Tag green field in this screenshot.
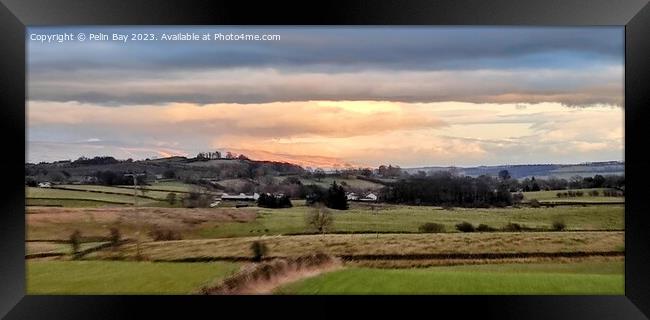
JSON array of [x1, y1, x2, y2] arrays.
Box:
[[27, 260, 241, 294], [26, 187, 163, 206], [27, 241, 108, 255], [298, 177, 384, 191], [275, 261, 624, 295], [198, 203, 623, 238], [26, 198, 129, 208], [523, 188, 624, 203], [57, 185, 175, 201], [118, 180, 207, 193]]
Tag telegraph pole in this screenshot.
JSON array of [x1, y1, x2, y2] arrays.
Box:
[[125, 173, 146, 260]]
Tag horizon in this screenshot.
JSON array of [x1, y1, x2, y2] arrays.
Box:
[[27, 27, 624, 167]]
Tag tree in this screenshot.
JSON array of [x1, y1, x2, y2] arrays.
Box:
[[69, 230, 82, 255], [306, 205, 333, 234], [531, 177, 541, 191], [166, 192, 177, 205], [163, 169, 176, 179], [250, 241, 268, 262], [313, 168, 326, 182], [325, 181, 348, 210], [498, 169, 511, 181]]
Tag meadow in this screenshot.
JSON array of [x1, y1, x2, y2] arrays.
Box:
[[27, 260, 240, 294], [522, 188, 624, 203], [275, 260, 624, 295]]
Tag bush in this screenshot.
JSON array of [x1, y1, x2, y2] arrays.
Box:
[[69, 230, 82, 255], [109, 227, 121, 246], [419, 222, 445, 233], [502, 223, 522, 232], [552, 220, 566, 231], [257, 193, 293, 208], [250, 241, 268, 262], [455, 221, 475, 232], [589, 190, 600, 197], [476, 224, 497, 232], [529, 199, 541, 208], [166, 192, 177, 205], [148, 227, 182, 241]]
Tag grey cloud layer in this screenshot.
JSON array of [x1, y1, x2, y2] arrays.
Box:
[[28, 27, 623, 106]]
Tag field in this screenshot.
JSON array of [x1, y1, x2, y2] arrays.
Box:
[[26, 203, 623, 242], [523, 188, 624, 203], [88, 231, 624, 261], [27, 260, 240, 294], [26, 187, 163, 206], [275, 260, 624, 294], [25, 185, 625, 295]]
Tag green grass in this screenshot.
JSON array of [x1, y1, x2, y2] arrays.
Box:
[[298, 177, 384, 190], [118, 181, 203, 193], [275, 261, 624, 295], [27, 260, 241, 294], [198, 202, 623, 238], [26, 187, 163, 206], [26, 241, 108, 255], [523, 188, 624, 203], [57, 185, 174, 201], [27, 198, 128, 208]]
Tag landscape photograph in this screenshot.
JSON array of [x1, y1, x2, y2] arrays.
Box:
[[25, 26, 624, 294]]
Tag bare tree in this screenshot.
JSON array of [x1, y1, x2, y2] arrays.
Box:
[[306, 204, 333, 234]]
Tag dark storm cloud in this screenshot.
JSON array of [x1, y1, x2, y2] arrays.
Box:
[[27, 26, 623, 106]]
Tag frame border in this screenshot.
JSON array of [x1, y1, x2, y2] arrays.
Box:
[[1, 0, 649, 318]]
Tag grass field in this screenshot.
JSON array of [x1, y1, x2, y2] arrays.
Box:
[[26, 187, 163, 206], [57, 185, 175, 201], [27, 260, 241, 294], [298, 177, 384, 191], [275, 261, 624, 294], [27, 241, 108, 255], [198, 203, 623, 238], [26, 207, 256, 241], [26, 198, 129, 207], [523, 188, 624, 203], [88, 231, 623, 261], [26, 202, 623, 241]]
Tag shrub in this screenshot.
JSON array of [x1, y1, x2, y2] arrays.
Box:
[[250, 241, 268, 262], [529, 199, 541, 208], [69, 230, 82, 255], [306, 205, 334, 234], [166, 192, 177, 205], [109, 227, 121, 246], [552, 220, 566, 231], [148, 227, 182, 241], [257, 193, 293, 208], [455, 221, 475, 232], [476, 224, 497, 232], [418, 222, 445, 233], [576, 191, 584, 197], [589, 190, 600, 197], [502, 223, 523, 232]]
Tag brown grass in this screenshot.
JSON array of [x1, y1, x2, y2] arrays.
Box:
[[26, 206, 256, 241], [201, 253, 341, 295], [89, 231, 624, 261]]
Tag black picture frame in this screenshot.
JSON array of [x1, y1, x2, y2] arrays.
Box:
[[1, 0, 649, 319]]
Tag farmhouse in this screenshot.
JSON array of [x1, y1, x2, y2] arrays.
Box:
[[346, 192, 359, 201], [38, 182, 51, 188], [220, 192, 260, 201], [359, 192, 378, 202]]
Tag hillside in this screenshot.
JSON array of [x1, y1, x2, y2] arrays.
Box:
[[403, 161, 624, 180]]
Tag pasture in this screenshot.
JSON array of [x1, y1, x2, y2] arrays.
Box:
[[26, 187, 163, 206], [275, 260, 624, 295], [27, 260, 240, 294], [523, 188, 624, 203]]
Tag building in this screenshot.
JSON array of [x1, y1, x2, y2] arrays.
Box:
[[359, 192, 378, 202], [38, 182, 51, 188], [346, 192, 359, 201], [220, 192, 260, 201]]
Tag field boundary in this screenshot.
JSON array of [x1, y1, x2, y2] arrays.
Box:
[[26, 197, 133, 205], [147, 250, 624, 263]]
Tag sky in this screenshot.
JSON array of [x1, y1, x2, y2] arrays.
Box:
[[26, 26, 624, 168]]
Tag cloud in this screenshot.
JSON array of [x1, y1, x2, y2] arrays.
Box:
[[27, 27, 623, 107]]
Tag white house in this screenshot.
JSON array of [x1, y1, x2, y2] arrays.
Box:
[[38, 182, 51, 188], [359, 192, 378, 202], [221, 192, 260, 201], [346, 192, 359, 201]]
